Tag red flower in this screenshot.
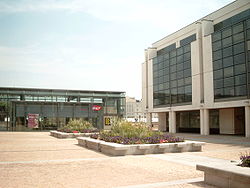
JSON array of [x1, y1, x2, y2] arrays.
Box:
[[73, 131, 79, 133]]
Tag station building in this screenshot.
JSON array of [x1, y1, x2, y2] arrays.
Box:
[[0, 87, 125, 131], [142, 0, 250, 137]]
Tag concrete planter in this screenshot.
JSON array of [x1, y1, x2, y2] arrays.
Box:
[[197, 162, 250, 188], [50, 130, 97, 139], [77, 137, 205, 156]]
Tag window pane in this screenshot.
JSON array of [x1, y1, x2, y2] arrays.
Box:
[[184, 69, 191, 78], [234, 53, 245, 65], [214, 79, 223, 89], [224, 66, 234, 78], [183, 52, 191, 61], [213, 40, 222, 51], [224, 77, 234, 87], [235, 85, 247, 96], [170, 65, 176, 73], [213, 59, 223, 70], [233, 32, 244, 44], [233, 42, 245, 55], [177, 55, 183, 63], [177, 79, 184, 87], [212, 32, 221, 42], [177, 71, 183, 79], [170, 58, 176, 65], [224, 87, 234, 97], [223, 46, 233, 58], [164, 82, 170, 89], [170, 80, 177, 88], [164, 53, 169, 59], [170, 73, 177, 80], [183, 60, 191, 69], [214, 88, 223, 98], [178, 87, 184, 94], [222, 37, 232, 48], [185, 85, 192, 93], [232, 23, 243, 34], [183, 45, 191, 53], [170, 50, 176, 58], [214, 69, 223, 79], [213, 50, 222, 61], [223, 56, 233, 67], [222, 28, 232, 38], [185, 77, 192, 85], [177, 47, 183, 56], [177, 63, 183, 71], [235, 74, 246, 86], [234, 64, 246, 75]]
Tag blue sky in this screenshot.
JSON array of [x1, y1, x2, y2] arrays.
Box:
[[0, 0, 234, 99]]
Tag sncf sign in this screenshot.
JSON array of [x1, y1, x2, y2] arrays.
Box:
[[92, 105, 102, 111]]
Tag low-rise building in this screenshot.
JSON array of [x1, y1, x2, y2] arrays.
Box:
[[142, 0, 250, 136]]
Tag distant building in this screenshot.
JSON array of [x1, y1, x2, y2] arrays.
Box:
[[0, 87, 125, 131], [142, 0, 250, 136], [125, 97, 146, 122]]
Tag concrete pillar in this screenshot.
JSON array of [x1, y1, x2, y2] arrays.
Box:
[[200, 109, 209, 135], [158, 112, 167, 131], [169, 111, 176, 133], [245, 106, 250, 138], [200, 109, 204, 135], [204, 109, 210, 135], [146, 113, 152, 127]]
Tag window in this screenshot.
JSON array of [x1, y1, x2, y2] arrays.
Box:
[[154, 42, 192, 106], [212, 16, 249, 100]]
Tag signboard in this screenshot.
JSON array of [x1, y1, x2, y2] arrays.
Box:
[[28, 114, 39, 128], [104, 117, 111, 126], [92, 105, 102, 111]]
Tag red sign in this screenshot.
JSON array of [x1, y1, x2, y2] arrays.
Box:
[[28, 114, 39, 128], [92, 105, 102, 111]]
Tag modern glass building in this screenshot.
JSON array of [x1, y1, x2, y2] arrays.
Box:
[[142, 0, 250, 137], [0, 87, 125, 131]]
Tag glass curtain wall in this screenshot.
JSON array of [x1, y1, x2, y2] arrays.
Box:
[[153, 34, 196, 107], [212, 9, 250, 100]]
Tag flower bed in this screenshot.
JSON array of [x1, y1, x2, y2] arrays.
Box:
[[50, 119, 99, 139], [90, 119, 184, 145], [77, 137, 204, 156], [50, 130, 98, 139], [90, 133, 184, 145]]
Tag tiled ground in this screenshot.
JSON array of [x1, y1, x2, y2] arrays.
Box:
[[0, 132, 249, 188]]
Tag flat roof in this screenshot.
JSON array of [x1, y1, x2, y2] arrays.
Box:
[[0, 87, 125, 95]]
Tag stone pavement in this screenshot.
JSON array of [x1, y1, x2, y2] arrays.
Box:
[[0, 132, 249, 188]]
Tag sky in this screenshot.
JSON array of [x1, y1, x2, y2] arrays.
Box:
[[0, 0, 234, 99]]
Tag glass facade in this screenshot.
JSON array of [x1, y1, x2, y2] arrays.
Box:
[[212, 9, 250, 100], [0, 88, 126, 131], [153, 34, 196, 107]]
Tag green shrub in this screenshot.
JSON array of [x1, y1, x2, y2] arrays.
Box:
[[58, 119, 96, 133], [104, 118, 156, 138], [92, 119, 183, 144]]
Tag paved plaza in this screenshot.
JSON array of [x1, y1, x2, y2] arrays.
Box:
[[0, 132, 250, 188]]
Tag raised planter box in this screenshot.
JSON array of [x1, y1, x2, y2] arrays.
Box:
[[50, 130, 97, 139], [77, 137, 205, 156], [197, 162, 250, 188]]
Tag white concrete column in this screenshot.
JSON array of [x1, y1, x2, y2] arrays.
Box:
[[204, 109, 210, 135], [169, 111, 176, 133], [245, 106, 250, 138], [200, 109, 204, 135], [158, 112, 167, 131], [146, 113, 152, 127]]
